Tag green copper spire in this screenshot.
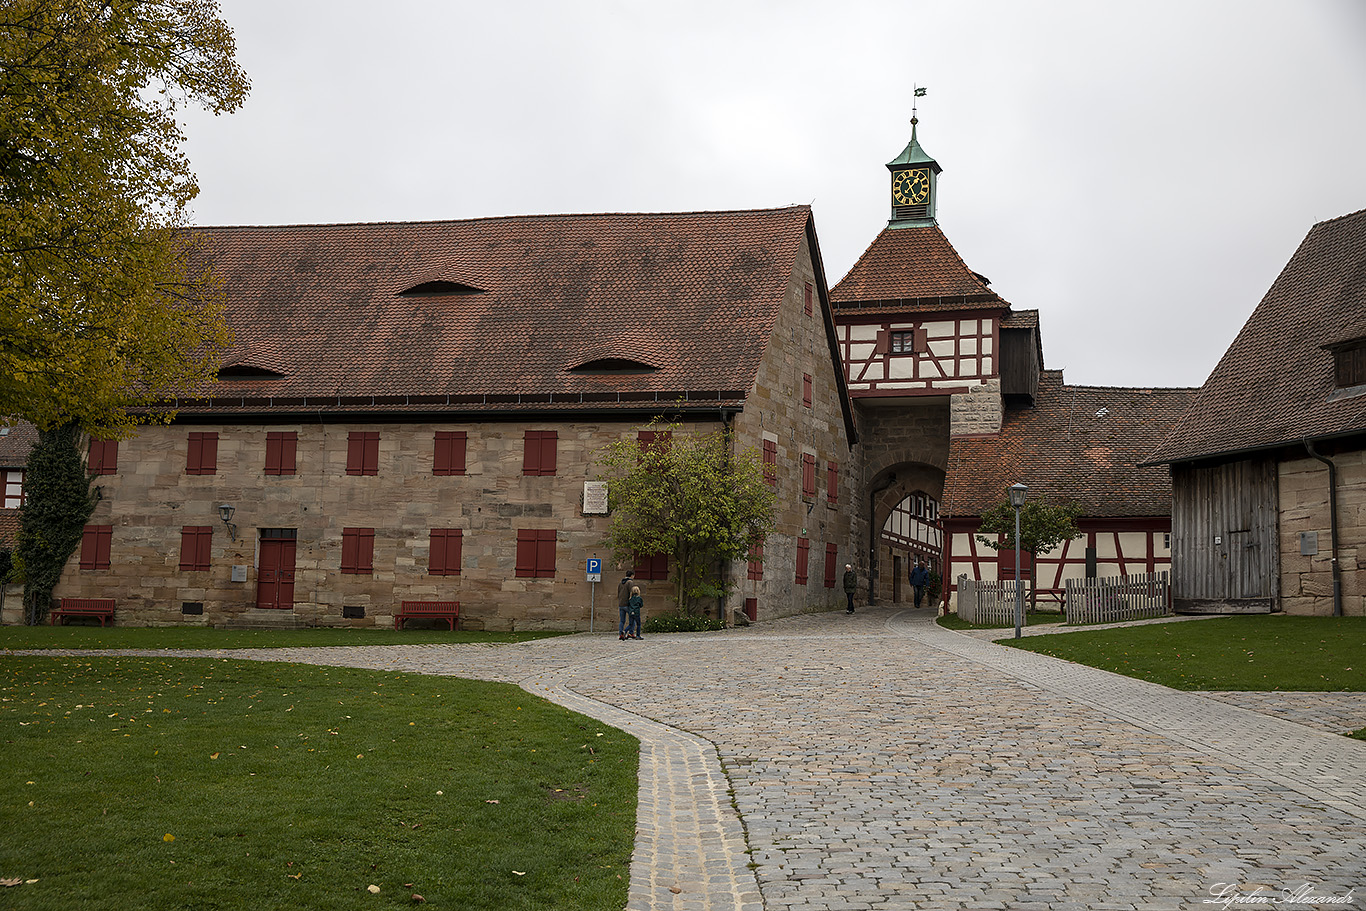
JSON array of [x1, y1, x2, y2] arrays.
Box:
[[886, 115, 942, 228]]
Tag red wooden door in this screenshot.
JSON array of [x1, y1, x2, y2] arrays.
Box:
[[257, 538, 296, 609]]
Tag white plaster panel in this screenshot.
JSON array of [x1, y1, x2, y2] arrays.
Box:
[[960, 357, 978, 377], [888, 358, 917, 379], [1094, 533, 1118, 559], [960, 319, 978, 335], [981, 338, 993, 355], [848, 325, 879, 342], [849, 343, 876, 361], [928, 340, 955, 358], [925, 321, 955, 338], [960, 338, 978, 355]]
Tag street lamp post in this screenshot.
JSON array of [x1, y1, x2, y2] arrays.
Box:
[[1008, 483, 1028, 639]]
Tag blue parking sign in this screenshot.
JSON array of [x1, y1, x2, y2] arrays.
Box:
[[586, 558, 601, 582]]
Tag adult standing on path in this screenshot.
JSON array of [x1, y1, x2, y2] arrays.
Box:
[[617, 570, 636, 641], [909, 558, 930, 609], [842, 563, 858, 613]]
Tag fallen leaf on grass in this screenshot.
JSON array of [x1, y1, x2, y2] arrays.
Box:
[[210, 752, 219, 760], [0, 878, 23, 887], [484, 799, 499, 804], [287, 873, 301, 880], [411, 895, 425, 903], [512, 870, 526, 876], [367, 884, 380, 893]]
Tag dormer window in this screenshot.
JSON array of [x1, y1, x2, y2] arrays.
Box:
[[1331, 339, 1366, 389], [398, 280, 485, 297], [568, 358, 658, 375], [216, 365, 287, 380]]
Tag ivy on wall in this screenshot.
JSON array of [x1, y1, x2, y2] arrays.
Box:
[[15, 422, 96, 624]]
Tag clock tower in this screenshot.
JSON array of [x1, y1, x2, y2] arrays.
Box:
[[886, 116, 941, 228]]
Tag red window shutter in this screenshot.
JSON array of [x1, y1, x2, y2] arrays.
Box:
[[180, 526, 213, 571], [747, 541, 764, 581], [515, 530, 537, 578], [429, 529, 462, 576], [265, 432, 297, 476], [536, 530, 556, 578], [996, 540, 1033, 579], [762, 439, 777, 486], [804, 282, 813, 317], [341, 528, 374, 574], [89, 438, 117, 475], [81, 525, 112, 570], [523, 432, 541, 476], [801, 454, 816, 497], [539, 432, 558, 476], [187, 432, 218, 475], [874, 330, 890, 355], [824, 543, 838, 588], [827, 462, 839, 505], [914, 327, 929, 353], [796, 538, 810, 586], [433, 431, 467, 476], [347, 432, 379, 476], [802, 373, 813, 407], [634, 552, 669, 581]]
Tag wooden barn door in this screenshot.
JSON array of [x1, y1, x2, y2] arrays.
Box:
[[1171, 458, 1278, 611], [257, 530, 297, 610]]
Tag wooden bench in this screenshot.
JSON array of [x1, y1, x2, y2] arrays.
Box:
[[394, 600, 460, 630], [50, 598, 116, 627]]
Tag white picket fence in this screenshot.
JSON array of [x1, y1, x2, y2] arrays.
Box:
[[955, 575, 1025, 626], [1064, 571, 1171, 625]]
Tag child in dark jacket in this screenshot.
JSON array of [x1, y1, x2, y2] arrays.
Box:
[[626, 586, 644, 640]]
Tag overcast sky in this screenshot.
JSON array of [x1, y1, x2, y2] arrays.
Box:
[[179, 0, 1366, 389]]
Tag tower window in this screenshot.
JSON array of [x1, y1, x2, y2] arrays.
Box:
[[890, 331, 914, 353]]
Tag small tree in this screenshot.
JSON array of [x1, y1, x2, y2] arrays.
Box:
[[15, 422, 97, 624], [975, 499, 1082, 607], [595, 421, 776, 615]]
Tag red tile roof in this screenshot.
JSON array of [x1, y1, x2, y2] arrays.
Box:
[[943, 371, 1198, 518], [169, 207, 822, 416], [1147, 208, 1366, 464], [0, 422, 38, 467], [829, 225, 1007, 311]]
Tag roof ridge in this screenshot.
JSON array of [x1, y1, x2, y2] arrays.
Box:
[[187, 205, 813, 233]]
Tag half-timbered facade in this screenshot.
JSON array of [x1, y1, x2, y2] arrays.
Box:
[[1146, 207, 1366, 616]]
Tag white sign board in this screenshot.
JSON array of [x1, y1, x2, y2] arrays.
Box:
[[583, 481, 609, 515]]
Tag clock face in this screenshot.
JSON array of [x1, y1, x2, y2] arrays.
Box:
[[892, 168, 931, 206]]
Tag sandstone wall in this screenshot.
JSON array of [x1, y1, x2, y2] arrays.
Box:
[[1278, 448, 1365, 616]]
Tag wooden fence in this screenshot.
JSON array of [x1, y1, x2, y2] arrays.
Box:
[[955, 575, 1025, 626], [1064, 571, 1171, 625]]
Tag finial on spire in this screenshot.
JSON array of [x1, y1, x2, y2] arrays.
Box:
[[911, 84, 927, 137]]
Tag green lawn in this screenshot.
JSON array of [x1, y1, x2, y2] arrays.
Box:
[[0, 657, 638, 909], [1001, 615, 1365, 692], [936, 610, 1065, 631], [0, 625, 567, 650]]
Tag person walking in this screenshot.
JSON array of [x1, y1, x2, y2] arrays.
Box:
[[617, 570, 636, 641], [626, 586, 644, 640], [842, 563, 858, 614], [909, 558, 930, 609]]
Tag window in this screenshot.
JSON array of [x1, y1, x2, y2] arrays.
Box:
[[1334, 340, 1366, 388], [801, 453, 816, 498], [802, 373, 813, 407], [515, 529, 556, 578], [80, 525, 112, 570], [638, 429, 672, 453], [827, 462, 839, 505], [804, 282, 813, 317], [2, 469, 23, 508], [429, 529, 463, 576], [795, 537, 810, 586], [747, 541, 764, 581], [265, 431, 297, 476], [523, 431, 558, 477], [890, 331, 914, 353], [633, 551, 669, 581], [341, 527, 375, 574], [179, 526, 213, 571], [186, 432, 218, 475], [995, 540, 1032, 580], [882, 327, 928, 355], [762, 439, 777, 487], [824, 543, 838, 588], [433, 431, 467, 476], [346, 432, 380, 476], [88, 438, 117, 475]]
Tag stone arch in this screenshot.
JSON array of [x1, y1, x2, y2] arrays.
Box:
[[866, 461, 946, 605]]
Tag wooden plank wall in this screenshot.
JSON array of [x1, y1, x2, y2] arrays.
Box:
[[1171, 457, 1278, 607]]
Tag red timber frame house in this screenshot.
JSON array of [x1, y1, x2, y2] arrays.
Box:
[[829, 113, 1195, 609]]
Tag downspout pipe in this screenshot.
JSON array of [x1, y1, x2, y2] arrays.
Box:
[[1303, 439, 1343, 617], [868, 473, 896, 606]]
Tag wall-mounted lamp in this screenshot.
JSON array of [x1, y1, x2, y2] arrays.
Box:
[[217, 503, 238, 542]]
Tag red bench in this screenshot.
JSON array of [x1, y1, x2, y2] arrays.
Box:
[[394, 600, 460, 630], [50, 598, 116, 627]]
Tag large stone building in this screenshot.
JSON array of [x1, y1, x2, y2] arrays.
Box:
[[1146, 207, 1366, 616], [44, 207, 860, 629]]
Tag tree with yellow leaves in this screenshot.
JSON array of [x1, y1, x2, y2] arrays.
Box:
[[0, 0, 249, 437]]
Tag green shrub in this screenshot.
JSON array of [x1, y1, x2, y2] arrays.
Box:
[[643, 612, 727, 633]]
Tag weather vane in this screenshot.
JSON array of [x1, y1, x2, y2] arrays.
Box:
[[911, 84, 927, 127]]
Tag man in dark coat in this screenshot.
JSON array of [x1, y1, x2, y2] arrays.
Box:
[[909, 558, 931, 609], [842, 563, 857, 614]]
